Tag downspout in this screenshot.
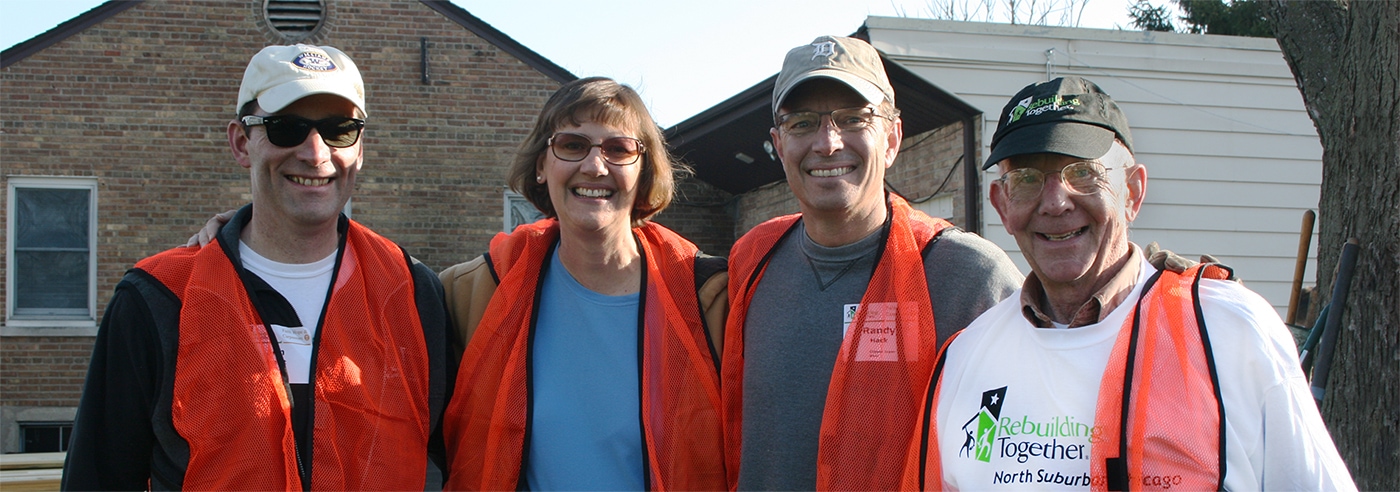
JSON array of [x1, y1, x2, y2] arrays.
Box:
[[962, 114, 981, 236]]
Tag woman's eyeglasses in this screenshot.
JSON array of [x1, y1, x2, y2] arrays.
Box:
[[241, 115, 366, 148], [548, 132, 645, 165]]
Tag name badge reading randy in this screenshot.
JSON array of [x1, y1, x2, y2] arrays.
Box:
[[844, 302, 915, 362]]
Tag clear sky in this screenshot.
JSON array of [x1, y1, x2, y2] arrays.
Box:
[[2, 0, 1148, 126]]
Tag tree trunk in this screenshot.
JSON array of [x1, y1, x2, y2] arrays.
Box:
[[1263, 1, 1400, 489]]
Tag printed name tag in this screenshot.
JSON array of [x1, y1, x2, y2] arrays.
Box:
[[273, 324, 313, 346], [844, 302, 918, 362]]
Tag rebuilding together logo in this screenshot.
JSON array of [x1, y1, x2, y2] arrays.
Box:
[[1007, 93, 1083, 124], [956, 386, 1187, 489]]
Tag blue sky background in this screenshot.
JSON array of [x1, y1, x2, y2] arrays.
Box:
[[2, 0, 1151, 126]]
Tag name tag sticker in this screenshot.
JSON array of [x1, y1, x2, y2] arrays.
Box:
[[273, 324, 313, 346], [842, 302, 922, 362], [856, 302, 898, 361], [842, 303, 860, 337]]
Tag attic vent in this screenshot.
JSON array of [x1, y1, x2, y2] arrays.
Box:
[[265, 0, 325, 40]]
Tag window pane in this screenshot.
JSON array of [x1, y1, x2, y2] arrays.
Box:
[[16, 188, 89, 249], [14, 250, 88, 314], [20, 423, 73, 453], [508, 196, 545, 231]]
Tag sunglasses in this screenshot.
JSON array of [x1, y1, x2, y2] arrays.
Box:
[[241, 115, 366, 148], [547, 132, 645, 165]]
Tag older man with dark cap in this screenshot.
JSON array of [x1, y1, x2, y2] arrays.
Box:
[[719, 35, 1022, 490], [916, 76, 1355, 490], [62, 45, 450, 490]]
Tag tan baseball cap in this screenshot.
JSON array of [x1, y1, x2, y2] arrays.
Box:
[[772, 35, 894, 114], [236, 44, 367, 116]]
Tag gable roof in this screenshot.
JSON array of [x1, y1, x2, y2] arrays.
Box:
[[418, 0, 573, 83], [4, 0, 575, 83], [2, 1, 140, 68]]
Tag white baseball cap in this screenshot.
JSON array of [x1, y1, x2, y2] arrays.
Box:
[[236, 44, 367, 116]]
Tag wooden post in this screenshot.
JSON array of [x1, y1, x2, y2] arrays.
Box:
[[1287, 210, 1315, 324]]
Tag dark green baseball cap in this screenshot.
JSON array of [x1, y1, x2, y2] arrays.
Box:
[[983, 76, 1133, 169]]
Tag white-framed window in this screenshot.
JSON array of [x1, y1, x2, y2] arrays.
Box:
[[503, 188, 545, 232], [5, 176, 99, 333]]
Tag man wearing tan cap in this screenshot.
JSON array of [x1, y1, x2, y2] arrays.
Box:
[[62, 45, 450, 490], [719, 35, 1022, 490]]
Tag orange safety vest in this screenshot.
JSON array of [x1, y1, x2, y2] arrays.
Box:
[[723, 194, 950, 490], [138, 220, 431, 490], [442, 219, 726, 491], [915, 263, 1231, 491]]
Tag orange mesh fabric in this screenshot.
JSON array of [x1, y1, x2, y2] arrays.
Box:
[[721, 213, 799, 491], [911, 331, 961, 491], [1090, 265, 1227, 492], [308, 224, 431, 489], [443, 220, 725, 491], [724, 195, 949, 491], [637, 224, 727, 491], [145, 221, 430, 490]]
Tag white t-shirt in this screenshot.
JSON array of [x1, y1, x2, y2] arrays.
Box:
[[238, 241, 335, 384], [935, 256, 1356, 491]]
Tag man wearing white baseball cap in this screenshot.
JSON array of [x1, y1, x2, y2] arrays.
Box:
[[63, 45, 450, 490], [719, 35, 1022, 490]]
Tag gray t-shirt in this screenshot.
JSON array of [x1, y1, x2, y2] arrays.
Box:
[[737, 220, 1022, 491]]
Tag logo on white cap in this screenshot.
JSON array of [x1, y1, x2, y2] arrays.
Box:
[[293, 52, 337, 72], [811, 40, 836, 60]]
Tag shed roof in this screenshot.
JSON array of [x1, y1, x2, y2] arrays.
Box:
[[664, 35, 981, 195]]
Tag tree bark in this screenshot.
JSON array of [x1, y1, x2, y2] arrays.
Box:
[[1263, 1, 1400, 489]]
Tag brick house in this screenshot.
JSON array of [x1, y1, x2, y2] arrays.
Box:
[[0, 0, 598, 454], [5, 2, 1156, 458]]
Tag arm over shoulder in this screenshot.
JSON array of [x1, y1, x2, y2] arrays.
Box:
[[924, 229, 1024, 345], [697, 269, 729, 365], [439, 256, 498, 363]]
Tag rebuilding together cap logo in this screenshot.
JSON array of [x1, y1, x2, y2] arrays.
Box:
[[1008, 94, 1083, 124]]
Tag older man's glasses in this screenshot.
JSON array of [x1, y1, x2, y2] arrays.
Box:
[[997, 161, 1119, 202], [548, 133, 645, 165], [776, 107, 892, 137], [241, 115, 365, 148]]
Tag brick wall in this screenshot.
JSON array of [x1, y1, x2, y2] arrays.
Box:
[[0, 0, 562, 439], [653, 175, 735, 256], [0, 339, 91, 407], [886, 121, 969, 228], [735, 180, 803, 237]]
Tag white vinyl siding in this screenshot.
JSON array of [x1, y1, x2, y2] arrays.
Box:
[[867, 18, 1321, 317]]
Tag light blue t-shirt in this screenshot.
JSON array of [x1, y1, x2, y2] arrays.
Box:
[[524, 249, 644, 491]]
